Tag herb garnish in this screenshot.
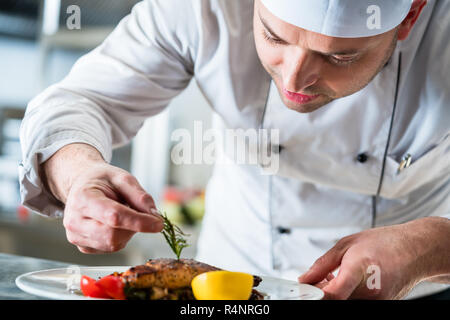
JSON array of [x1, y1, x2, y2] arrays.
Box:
[[159, 211, 189, 260]]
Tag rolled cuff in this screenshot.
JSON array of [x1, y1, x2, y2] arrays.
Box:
[[19, 130, 112, 218]]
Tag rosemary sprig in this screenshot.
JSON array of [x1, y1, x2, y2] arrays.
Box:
[[159, 211, 190, 260]]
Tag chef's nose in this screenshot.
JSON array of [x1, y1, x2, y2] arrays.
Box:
[[283, 48, 320, 93]]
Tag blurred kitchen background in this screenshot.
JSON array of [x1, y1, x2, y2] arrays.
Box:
[[0, 0, 213, 266]]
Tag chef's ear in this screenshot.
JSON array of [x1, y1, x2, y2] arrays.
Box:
[[397, 0, 427, 40]]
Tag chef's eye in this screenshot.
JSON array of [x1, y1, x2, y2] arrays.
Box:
[[329, 55, 358, 66], [262, 30, 285, 45]]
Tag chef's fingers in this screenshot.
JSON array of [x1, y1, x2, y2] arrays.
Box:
[[314, 282, 328, 290], [65, 229, 112, 253], [64, 216, 136, 251], [309, 273, 336, 291], [311, 275, 334, 290], [326, 273, 335, 281], [321, 264, 364, 300], [109, 173, 158, 215], [81, 188, 163, 233], [74, 235, 130, 253], [298, 242, 349, 284], [77, 246, 106, 254], [66, 227, 133, 253]]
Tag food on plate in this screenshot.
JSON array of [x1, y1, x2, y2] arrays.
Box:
[[80, 212, 263, 300], [191, 270, 255, 300], [121, 258, 220, 290], [80, 258, 264, 300], [80, 275, 111, 299]]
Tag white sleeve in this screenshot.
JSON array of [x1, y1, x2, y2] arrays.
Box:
[[19, 0, 198, 217]]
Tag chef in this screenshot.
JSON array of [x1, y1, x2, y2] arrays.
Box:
[[19, 0, 449, 299]]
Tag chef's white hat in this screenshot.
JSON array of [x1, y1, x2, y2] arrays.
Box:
[[260, 0, 413, 38]]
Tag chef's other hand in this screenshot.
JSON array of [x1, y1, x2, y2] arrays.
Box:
[[41, 143, 164, 254], [298, 217, 450, 299]]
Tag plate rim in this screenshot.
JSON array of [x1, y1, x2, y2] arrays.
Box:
[[15, 266, 131, 300], [16, 266, 324, 300]]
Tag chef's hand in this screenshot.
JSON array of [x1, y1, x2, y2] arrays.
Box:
[[298, 217, 450, 299], [41, 143, 164, 254]]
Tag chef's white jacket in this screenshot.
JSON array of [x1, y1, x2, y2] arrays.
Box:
[[20, 0, 449, 298]]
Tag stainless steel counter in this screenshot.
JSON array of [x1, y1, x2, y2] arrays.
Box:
[[0, 253, 70, 299]]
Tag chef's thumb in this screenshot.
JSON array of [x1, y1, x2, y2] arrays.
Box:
[[110, 173, 158, 216], [320, 264, 363, 300], [298, 247, 346, 285]]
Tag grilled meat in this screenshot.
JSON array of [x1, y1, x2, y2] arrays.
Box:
[[121, 258, 220, 289]]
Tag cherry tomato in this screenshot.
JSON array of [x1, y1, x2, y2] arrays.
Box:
[[80, 275, 110, 299], [96, 275, 126, 300]]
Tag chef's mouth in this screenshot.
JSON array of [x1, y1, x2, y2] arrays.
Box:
[[282, 88, 320, 104]]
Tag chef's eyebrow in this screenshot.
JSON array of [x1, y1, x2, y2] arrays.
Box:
[[259, 13, 361, 56], [260, 15, 290, 44]]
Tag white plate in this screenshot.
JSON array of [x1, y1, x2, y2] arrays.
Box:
[[16, 266, 324, 300]]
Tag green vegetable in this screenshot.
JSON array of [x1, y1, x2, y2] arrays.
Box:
[[159, 211, 190, 259]]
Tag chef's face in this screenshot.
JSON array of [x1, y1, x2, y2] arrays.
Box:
[[253, 0, 398, 113]]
